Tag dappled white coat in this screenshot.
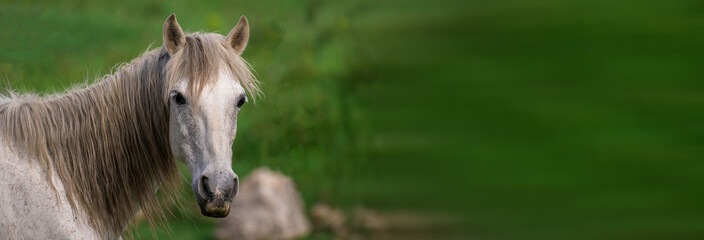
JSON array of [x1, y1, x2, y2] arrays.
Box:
[[0, 138, 103, 239]]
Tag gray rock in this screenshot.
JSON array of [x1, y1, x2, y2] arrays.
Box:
[[215, 167, 311, 240]]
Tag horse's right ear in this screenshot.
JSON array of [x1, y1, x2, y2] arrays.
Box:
[[163, 14, 185, 55]]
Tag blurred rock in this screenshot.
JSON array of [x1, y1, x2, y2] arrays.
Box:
[[312, 204, 462, 240], [215, 167, 310, 240], [311, 203, 348, 238], [353, 208, 462, 240], [352, 206, 387, 232]]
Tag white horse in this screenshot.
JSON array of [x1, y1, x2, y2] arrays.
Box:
[[0, 14, 261, 239]]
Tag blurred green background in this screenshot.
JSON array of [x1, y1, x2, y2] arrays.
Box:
[[3, 0, 704, 239]]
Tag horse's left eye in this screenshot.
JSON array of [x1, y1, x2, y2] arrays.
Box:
[[236, 96, 246, 108]]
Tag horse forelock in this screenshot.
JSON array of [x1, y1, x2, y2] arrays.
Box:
[[165, 32, 261, 106]]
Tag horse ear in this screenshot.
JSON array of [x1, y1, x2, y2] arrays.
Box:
[[226, 15, 249, 54], [163, 13, 186, 55]]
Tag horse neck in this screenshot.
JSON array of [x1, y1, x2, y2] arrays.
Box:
[[39, 49, 180, 236]]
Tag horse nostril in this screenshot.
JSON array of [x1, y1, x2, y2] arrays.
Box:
[[200, 175, 212, 198], [232, 176, 239, 198]]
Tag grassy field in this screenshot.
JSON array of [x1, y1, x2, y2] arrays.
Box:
[[3, 0, 704, 239]]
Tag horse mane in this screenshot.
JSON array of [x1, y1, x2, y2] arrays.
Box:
[[0, 32, 260, 237]]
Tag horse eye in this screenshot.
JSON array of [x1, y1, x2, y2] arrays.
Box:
[[173, 92, 187, 105], [236, 96, 246, 108]]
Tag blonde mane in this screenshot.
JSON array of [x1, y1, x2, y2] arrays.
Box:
[[0, 32, 260, 236]]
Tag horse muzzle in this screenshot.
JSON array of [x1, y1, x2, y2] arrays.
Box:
[[201, 195, 231, 217], [194, 171, 239, 218]]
